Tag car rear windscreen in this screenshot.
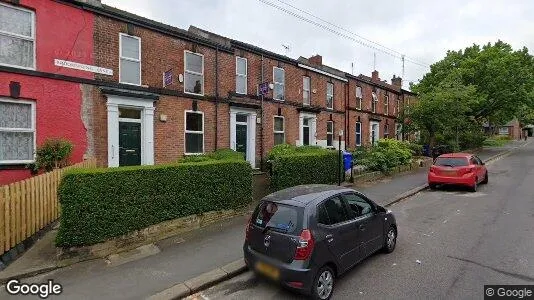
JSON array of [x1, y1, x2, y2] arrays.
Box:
[[434, 157, 469, 167], [252, 201, 303, 235]]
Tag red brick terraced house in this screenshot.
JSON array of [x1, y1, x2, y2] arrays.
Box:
[[0, 0, 418, 183]]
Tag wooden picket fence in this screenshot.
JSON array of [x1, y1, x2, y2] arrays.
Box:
[[0, 158, 96, 256]]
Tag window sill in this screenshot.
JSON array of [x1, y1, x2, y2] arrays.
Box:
[[119, 81, 142, 86], [0, 63, 35, 71], [184, 152, 205, 156], [184, 91, 205, 97]]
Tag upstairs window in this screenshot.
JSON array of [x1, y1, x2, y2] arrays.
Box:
[[371, 92, 378, 113], [355, 86, 362, 110], [236, 57, 247, 94], [396, 99, 401, 116], [185, 51, 204, 95], [273, 67, 285, 100], [0, 3, 35, 69], [326, 82, 334, 110], [327, 121, 334, 147], [0, 99, 35, 164], [119, 34, 141, 85], [185, 111, 204, 154], [303, 76, 311, 106], [384, 95, 389, 115], [274, 116, 285, 145]]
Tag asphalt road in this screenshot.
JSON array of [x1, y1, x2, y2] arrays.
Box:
[[188, 141, 534, 300]]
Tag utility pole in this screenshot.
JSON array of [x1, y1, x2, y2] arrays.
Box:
[[351, 62, 354, 75]]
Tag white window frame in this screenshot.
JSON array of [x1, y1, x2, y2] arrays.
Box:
[[273, 116, 285, 145], [372, 92, 378, 113], [273, 67, 285, 101], [119, 33, 142, 85], [326, 120, 334, 147], [184, 51, 205, 96], [356, 86, 362, 110], [0, 2, 36, 70], [395, 123, 403, 140], [303, 76, 311, 106], [326, 82, 334, 110], [384, 95, 389, 115], [384, 124, 390, 139], [236, 56, 247, 94], [184, 110, 204, 155], [355, 121, 362, 146], [395, 99, 400, 116], [0, 98, 36, 164]]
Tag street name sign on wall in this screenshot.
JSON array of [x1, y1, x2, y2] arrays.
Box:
[[259, 82, 269, 96], [54, 59, 113, 76]]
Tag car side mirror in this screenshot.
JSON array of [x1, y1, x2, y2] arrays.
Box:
[[376, 206, 387, 213]]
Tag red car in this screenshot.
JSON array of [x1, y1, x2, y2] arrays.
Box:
[[428, 153, 488, 192]]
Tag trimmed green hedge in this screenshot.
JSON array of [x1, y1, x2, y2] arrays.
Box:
[[269, 146, 342, 191], [57, 159, 253, 247]]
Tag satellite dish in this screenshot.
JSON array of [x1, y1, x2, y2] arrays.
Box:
[[269, 83, 274, 89]]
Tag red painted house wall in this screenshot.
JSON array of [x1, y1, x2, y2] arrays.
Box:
[[0, 0, 94, 185]]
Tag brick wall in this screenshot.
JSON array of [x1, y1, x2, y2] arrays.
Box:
[[89, 12, 414, 167]]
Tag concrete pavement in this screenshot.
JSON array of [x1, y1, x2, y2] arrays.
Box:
[[188, 140, 534, 299], [0, 141, 528, 299]]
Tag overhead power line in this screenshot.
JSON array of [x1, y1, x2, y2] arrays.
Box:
[[258, 0, 430, 69]]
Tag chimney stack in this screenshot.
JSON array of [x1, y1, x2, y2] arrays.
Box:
[[391, 75, 402, 87], [309, 54, 322, 66], [371, 70, 379, 81]]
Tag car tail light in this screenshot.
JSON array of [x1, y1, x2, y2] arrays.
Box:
[[430, 166, 436, 173], [288, 281, 304, 288], [294, 229, 315, 260], [245, 216, 252, 241]]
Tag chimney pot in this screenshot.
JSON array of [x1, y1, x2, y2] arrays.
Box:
[[309, 54, 322, 66], [391, 75, 402, 87]]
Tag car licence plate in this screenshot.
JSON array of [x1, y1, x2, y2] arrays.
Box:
[[443, 170, 456, 176], [255, 261, 280, 280]]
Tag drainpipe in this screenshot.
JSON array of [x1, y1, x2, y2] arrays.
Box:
[[345, 82, 349, 150], [215, 46, 219, 150], [260, 54, 265, 170]]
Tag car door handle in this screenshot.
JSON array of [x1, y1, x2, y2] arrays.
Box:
[[359, 224, 366, 231]]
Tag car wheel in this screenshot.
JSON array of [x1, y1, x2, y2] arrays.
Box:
[[311, 266, 335, 300], [481, 172, 488, 184], [470, 179, 478, 192], [383, 226, 397, 253]]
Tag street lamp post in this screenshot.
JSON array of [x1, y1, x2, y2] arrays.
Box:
[[338, 130, 344, 186]]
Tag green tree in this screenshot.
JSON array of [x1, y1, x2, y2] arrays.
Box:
[[406, 41, 534, 149]]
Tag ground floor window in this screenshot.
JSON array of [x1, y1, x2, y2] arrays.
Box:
[[355, 122, 362, 146], [274, 116, 285, 145], [0, 99, 35, 164], [327, 121, 334, 147], [303, 118, 310, 146], [185, 111, 204, 154], [395, 123, 402, 140], [384, 124, 389, 139]]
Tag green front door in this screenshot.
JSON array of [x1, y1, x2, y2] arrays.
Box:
[[119, 122, 141, 166], [236, 123, 248, 156]]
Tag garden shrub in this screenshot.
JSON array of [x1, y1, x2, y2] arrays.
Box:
[[32, 138, 73, 172], [178, 148, 245, 163], [57, 159, 252, 247], [268, 146, 342, 191], [360, 139, 413, 173]]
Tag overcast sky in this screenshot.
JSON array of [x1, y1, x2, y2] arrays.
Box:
[[102, 0, 533, 89]]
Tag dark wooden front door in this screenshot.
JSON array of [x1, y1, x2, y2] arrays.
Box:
[[119, 122, 141, 166], [236, 123, 248, 156]]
